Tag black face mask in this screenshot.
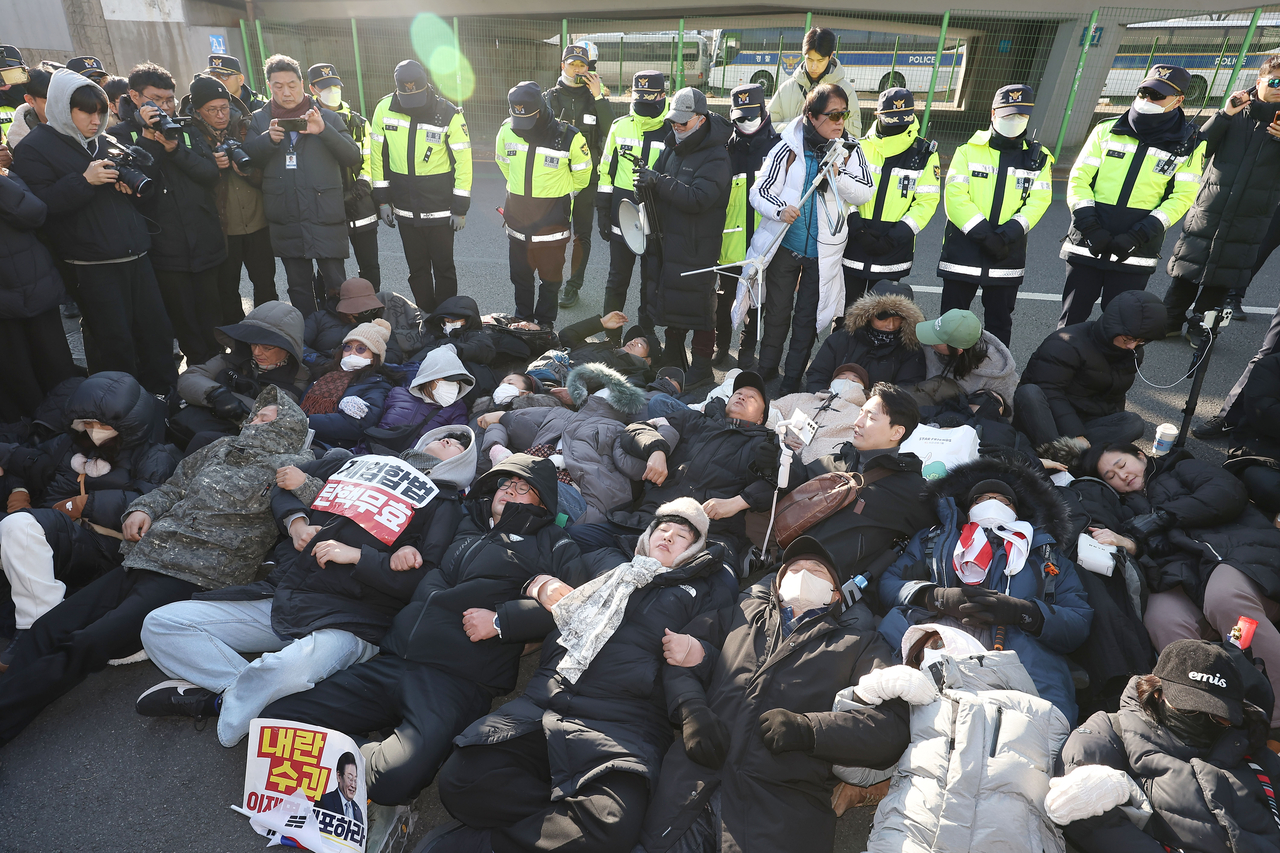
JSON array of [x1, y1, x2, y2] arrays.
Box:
[[877, 118, 911, 137], [353, 309, 383, 324], [633, 99, 665, 118], [1163, 701, 1228, 750]]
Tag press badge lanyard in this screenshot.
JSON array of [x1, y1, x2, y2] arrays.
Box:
[[286, 133, 299, 169]]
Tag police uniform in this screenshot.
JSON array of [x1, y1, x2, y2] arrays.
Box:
[[597, 70, 668, 336], [0, 46, 26, 145], [66, 56, 108, 85], [545, 44, 616, 308], [1060, 64, 1205, 326], [844, 88, 941, 308], [369, 60, 472, 313], [496, 81, 593, 327], [938, 84, 1054, 347], [309, 64, 381, 293], [206, 55, 267, 113]]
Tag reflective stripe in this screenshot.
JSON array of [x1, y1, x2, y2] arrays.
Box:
[[970, 163, 995, 175], [453, 188, 471, 197], [732, 172, 747, 180], [351, 214, 378, 227], [382, 118, 410, 128], [1071, 199, 1095, 210], [1012, 168, 1041, 180], [913, 185, 939, 194], [373, 180, 390, 188], [988, 267, 1025, 278], [570, 162, 591, 171], [611, 225, 622, 235], [1174, 172, 1200, 183], [418, 124, 447, 133], [960, 214, 984, 234], [616, 137, 641, 146], [505, 225, 571, 242], [508, 142, 530, 152], [1031, 181, 1051, 190], [1061, 243, 1159, 267], [1011, 213, 1031, 233], [722, 226, 744, 234], [1152, 209, 1171, 229], [902, 216, 921, 235], [866, 163, 882, 175], [1107, 142, 1138, 153], [598, 184, 614, 193], [370, 133, 385, 143], [450, 142, 471, 150], [394, 207, 451, 219], [1078, 156, 1102, 167], [946, 174, 970, 185], [870, 260, 913, 273], [536, 147, 570, 158], [842, 258, 865, 270], [938, 261, 982, 276]]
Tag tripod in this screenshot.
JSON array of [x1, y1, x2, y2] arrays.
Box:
[[1174, 307, 1231, 449]]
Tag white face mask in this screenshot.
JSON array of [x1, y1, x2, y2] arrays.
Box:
[[432, 380, 462, 407], [1131, 97, 1167, 115], [319, 87, 342, 107], [919, 646, 948, 672], [968, 498, 1017, 529], [672, 116, 703, 142], [734, 116, 764, 135], [443, 319, 466, 334], [778, 569, 834, 611], [87, 425, 118, 446], [340, 354, 372, 372], [491, 383, 522, 406], [829, 378, 861, 398], [992, 114, 1029, 138]]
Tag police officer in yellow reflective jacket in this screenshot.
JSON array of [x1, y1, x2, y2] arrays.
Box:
[[496, 81, 592, 329], [1060, 64, 1205, 327], [845, 87, 941, 311], [0, 46, 27, 148], [370, 60, 472, 313], [597, 70, 668, 343], [939, 84, 1054, 347]]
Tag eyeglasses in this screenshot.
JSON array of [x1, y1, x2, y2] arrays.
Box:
[[974, 493, 1015, 509], [495, 477, 533, 495], [1116, 335, 1148, 347], [202, 104, 231, 116], [148, 96, 177, 109], [341, 342, 370, 355], [817, 109, 851, 122]]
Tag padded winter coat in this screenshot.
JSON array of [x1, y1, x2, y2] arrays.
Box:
[[804, 291, 926, 392], [922, 330, 1019, 413], [0, 171, 64, 320], [177, 300, 310, 409], [302, 372, 392, 449]]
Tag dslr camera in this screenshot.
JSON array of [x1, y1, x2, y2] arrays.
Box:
[[215, 138, 253, 170], [136, 100, 192, 140], [100, 143, 155, 199]]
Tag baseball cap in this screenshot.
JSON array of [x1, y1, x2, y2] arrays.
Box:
[[869, 279, 915, 301], [394, 60, 431, 109], [334, 278, 383, 315], [622, 325, 648, 346], [508, 81, 543, 130], [917, 309, 983, 350], [666, 87, 707, 124], [206, 54, 244, 76], [729, 83, 766, 119], [876, 86, 915, 125], [1153, 639, 1245, 726], [993, 84, 1035, 117], [656, 366, 684, 391], [632, 70, 665, 102], [780, 535, 842, 582], [1, 45, 24, 69], [562, 44, 590, 64], [308, 63, 342, 90], [1140, 64, 1191, 99], [732, 370, 768, 408], [66, 56, 107, 81]]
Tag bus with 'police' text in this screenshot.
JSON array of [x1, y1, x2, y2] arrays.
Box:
[[707, 25, 971, 103]]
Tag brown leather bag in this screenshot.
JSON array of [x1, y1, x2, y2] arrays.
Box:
[[773, 467, 893, 548]]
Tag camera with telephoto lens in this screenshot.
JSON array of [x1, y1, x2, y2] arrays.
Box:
[[138, 100, 192, 140], [101, 143, 155, 199], [215, 138, 253, 170]]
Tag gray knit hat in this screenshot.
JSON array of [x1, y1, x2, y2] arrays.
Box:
[[636, 497, 709, 566]]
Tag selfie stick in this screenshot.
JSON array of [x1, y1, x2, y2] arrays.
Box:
[[1174, 307, 1229, 449]]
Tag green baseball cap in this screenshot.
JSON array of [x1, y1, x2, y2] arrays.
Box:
[[917, 309, 982, 349]]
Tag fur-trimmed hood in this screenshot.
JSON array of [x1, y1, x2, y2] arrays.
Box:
[[843, 292, 924, 350], [926, 455, 1072, 543], [566, 363, 647, 417]]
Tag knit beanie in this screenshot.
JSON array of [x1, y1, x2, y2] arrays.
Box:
[[344, 318, 392, 361], [190, 74, 231, 110], [636, 497, 709, 566]]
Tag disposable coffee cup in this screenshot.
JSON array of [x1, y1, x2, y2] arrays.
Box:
[[1152, 422, 1177, 456]]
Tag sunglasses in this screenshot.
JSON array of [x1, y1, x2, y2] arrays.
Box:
[[1138, 87, 1171, 102], [1267, 77, 1280, 89], [341, 342, 370, 355], [816, 109, 851, 122], [732, 113, 761, 124]]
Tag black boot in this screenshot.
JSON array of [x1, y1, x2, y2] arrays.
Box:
[[662, 330, 689, 370], [558, 284, 581, 309], [1224, 289, 1246, 321], [686, 355, 714, 389], [712, 347, 731, 367]]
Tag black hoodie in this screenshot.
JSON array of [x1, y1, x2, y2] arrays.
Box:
[[410, 294, 496, 366]]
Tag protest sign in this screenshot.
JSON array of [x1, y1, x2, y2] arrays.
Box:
[[310, 455, 438, 545]]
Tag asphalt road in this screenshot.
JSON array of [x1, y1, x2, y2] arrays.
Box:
[[10, 162, 1278, 853]]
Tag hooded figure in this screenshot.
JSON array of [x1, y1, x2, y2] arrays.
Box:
[[879, 456, 1093, 723], [437, 498, 734, 853], [138, 425, 478, 747], [411, 295, 498, 394], [768, 52, 862, 136], [804, 289, 926, 392], [358, 345, 474, 454], [1015, 289, 1167, 448], [0, 387, 311, 747]]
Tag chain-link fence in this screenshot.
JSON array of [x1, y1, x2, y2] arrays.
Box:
[[238, 7, 1280, 161]]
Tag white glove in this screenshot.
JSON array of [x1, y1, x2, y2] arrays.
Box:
[[853, 665, 938, 706], [338, 396, 369, 419], [1044, 765, 1145, 825], [489, 444, 513, 465]]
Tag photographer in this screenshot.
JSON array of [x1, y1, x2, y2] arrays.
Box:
[[110, 62, 226, 367], [10, 69, 176, 395], [183, 74, 277, 323], [241, 54, 362, 318]]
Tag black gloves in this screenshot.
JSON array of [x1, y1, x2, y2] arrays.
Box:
[[598, 218, 611, 243], [995, 221, 1023, 244], [680, 699, 730, 770], [633, 166, 657, 192], [1108, 233, 1139, 262], [957, 589, 1046, 635], [927, 586, 971, 618], [857, 228, 895, 256], [751, 438, 782, 486], [1122, 509, 1175, 545], [886, 221, 914, 252], [1072, 207, 1112, 258], [208, 387, 251, 422], [759, 709, 815, 755], [968, 220, 1010, 261]]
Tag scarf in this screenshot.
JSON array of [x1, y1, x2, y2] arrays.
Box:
[[953, 520, 1033, 585], [270, 94, 314, 121], [300, 369, 354, 415], [1125, 106, 1187, 150], [552, 555, 669, 683], [866, 327, 899, 347]]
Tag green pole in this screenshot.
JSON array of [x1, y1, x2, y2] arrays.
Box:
[[670, 36, 675, 86], [889, 35, 900, 84], [805, 12, 813, 33], [239, 19, 257, 90], [774, 33, 784, 96], [677, 19, 685, 89], [945, 38, 962, 102], [1053, 9, 1100, 162], [921, 10, 951, 136], [350, 19, 367, 116], [453, 17, 463, 100], [254, 18, 269, 79], [562, 19, 568, 54], [1203, 36, 1232, 110], [618, 32, 625, 94], [1221, 7, 1263, 107], [1144, 36, 1160, 75]]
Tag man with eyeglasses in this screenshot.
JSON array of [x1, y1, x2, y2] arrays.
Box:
[[258, 453, 590, 808], [109, 62, 227, 366], [1060, 64, 1205, 329]]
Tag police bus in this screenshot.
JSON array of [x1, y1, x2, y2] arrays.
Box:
[[707, 25, 969, 103], [1104, 13, 1280, 108], [563, 32, 713, 92]]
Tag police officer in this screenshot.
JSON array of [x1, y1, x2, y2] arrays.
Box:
[[1060, 64, 1204, 327], [597, 70, 667, 343], [369, 60, 471, 314], [308, 63, 380, 293], [938, 84, 1054, 347], [844, 87, 940, 310], [717, 82, 779, 369], [204, 54, 266, 112], [65, 56, 109, 86], [546, 43, 615, 310], [496, 81, 592, 329], [0, 46, 27, 148]]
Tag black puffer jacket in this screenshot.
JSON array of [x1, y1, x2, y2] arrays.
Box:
[[641, 584, 910, 853], [1230, 351, 1280, 460], [611, 397, 803, 545], [409, 295, 496, 366], [0, 371, 178, 528], [1167, 92, 1280, 291], [1113, 449, 1280, 606], [1019, 290, 1167, 437], [1060, 678, 1280, 853], [645, 114, 733, 331], [804, 291, 926, 392], [454, 544, 734, 801], [109, 99, 226, 273], [380, 455, 589, 696], [303, 304, 406, 373], [0, 171, 64, 320], [557, 314, 651, 386]]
